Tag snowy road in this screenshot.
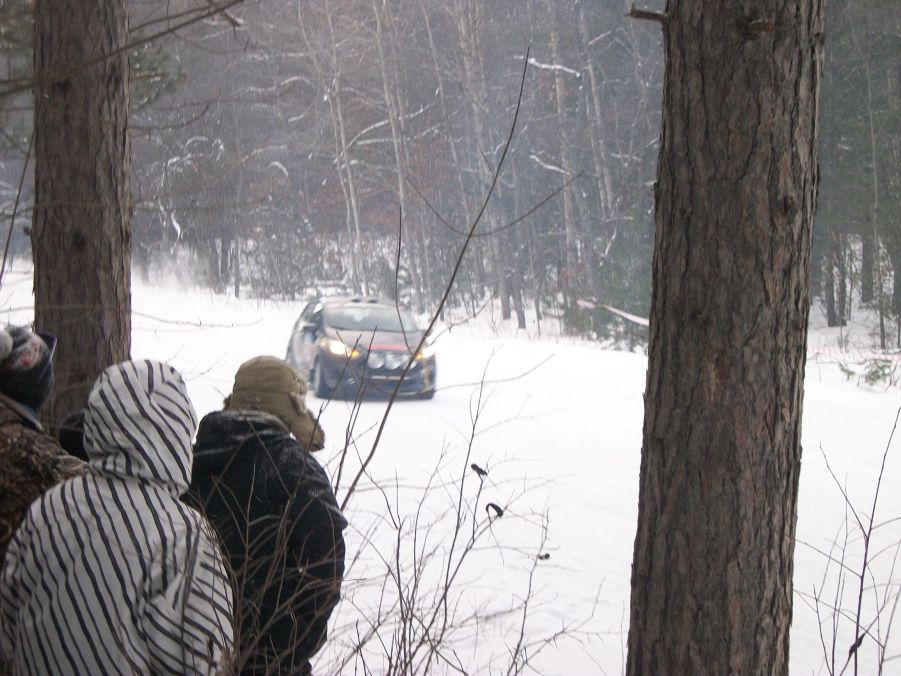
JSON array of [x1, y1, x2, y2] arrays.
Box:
[[3, 271, 899, 674]]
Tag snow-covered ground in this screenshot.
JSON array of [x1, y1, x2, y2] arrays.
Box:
[[2, 267, 899, 675]]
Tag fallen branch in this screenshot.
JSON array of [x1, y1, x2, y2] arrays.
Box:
[[628, 5, 667, 25]]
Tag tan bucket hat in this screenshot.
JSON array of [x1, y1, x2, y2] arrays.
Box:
[[225, 356, 325, 451]]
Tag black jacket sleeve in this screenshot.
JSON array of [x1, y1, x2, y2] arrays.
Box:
[[276, 445, 347, 663]]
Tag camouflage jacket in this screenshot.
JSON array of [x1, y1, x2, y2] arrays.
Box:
[[0, 396, 83, 562]]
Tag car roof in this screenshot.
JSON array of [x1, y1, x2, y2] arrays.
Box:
[[317, 296, 406, 311]]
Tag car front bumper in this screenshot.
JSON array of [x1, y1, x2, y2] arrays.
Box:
[[319, 351, 436, 397]]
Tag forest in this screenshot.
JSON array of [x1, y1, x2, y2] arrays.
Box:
[[1, 0, 893, 344], [1, 1, 900, 674]]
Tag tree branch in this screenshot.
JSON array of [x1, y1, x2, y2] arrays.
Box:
[[628, 5, 668, 25], [0, 0, 246, 100]]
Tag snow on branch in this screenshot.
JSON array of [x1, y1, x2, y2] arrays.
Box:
[[588, 30, 614, 47], [245, 76, 310, 95], [529, 153, 569, 176], [347, 103, 432, 149], [169, 213, 182, 239], [348, 119, 389, 148], [527, 57, 581, 79], [268, 161, 288, 178]]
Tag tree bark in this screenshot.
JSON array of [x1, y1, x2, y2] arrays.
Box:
[[860, 231, 875, 304], [824, 234, 848, 327], [372, 0, 424, 313], [578, 1, 617, 302], [298, 9, 365, 295], [579, 3, 616, 223], [835, 234, 848, 322], [884, 235, 901, 317], [824, 249, 838, 326], [498, 265, 512, 320], [32, 0, 132, 429], [453, 0, 504, 313], [548, 14, 578, 304], [420, 0, 478, 309], [627, 1, 824, 674], [511, 261, 527, 329]]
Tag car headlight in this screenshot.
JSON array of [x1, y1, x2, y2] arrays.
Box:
[[415, 343, 436, 360], [383, 352, 404, 369], [321, 337, 360, 359]]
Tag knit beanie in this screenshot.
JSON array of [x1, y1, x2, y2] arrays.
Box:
[[0, 326, 56, 411], [225, 356, 325, 451]]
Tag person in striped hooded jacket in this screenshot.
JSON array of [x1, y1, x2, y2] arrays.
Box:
[[0, 359, 234, 675]]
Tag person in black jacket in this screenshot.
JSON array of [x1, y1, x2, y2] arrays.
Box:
[[187, 356, 347, 675]]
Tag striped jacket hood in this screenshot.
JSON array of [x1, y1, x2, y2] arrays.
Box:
[[84, 360, 198, 496], [1, 360, 233, 676]]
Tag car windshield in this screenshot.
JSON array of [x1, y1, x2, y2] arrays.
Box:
[[327, 305, 420, 333]]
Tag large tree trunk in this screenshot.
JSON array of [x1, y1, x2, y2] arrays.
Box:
[[32, 1, 132, 429], [627, 2, 824, 674]]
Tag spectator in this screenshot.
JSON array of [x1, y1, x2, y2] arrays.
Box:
[[0, 325, 82, 562], [0, 359, 234, 675], [188, 356, 346, 675], [0, 326, 83, 675]]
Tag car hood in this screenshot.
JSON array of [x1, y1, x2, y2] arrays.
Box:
[[326, 327, 426, 353]]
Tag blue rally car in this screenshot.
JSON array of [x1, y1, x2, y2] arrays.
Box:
[[286, 297, 437, 400]]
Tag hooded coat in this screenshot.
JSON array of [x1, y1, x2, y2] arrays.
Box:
[[0, 394, 82, 564], [0, 395, 82, 676], [187, 409, 346, 675], [0, 360, 234, 676]]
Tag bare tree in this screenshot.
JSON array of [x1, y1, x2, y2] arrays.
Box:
[[32, 0, 132, 427], [627, 1, 825, 673], [547, 3, 579, 306]]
